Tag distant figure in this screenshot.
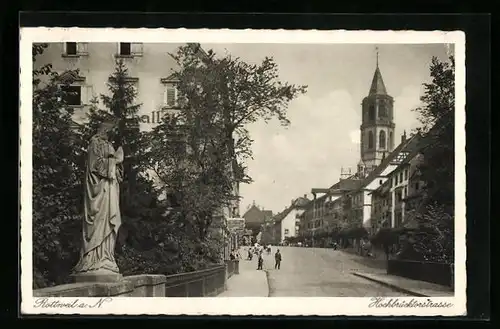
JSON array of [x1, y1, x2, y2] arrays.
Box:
[[274, 249, 282, 270], [257, 252, 264, 270], [230, 250, 236, 260]]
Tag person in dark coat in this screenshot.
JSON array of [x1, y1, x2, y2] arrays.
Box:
[[257, 252, 263, 270], [274, 249, 282, 269]]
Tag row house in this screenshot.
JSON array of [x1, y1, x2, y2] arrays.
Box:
[[369, 178, 392, 231], [297, 178, 360, 246], [345, 132, 422, 233], [368, 132, 424, 231], [273, 195, 309, 244]]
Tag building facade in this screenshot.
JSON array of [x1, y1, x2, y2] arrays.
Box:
[[273, 196, 309, 244], [33, 42, 196, 131], [242, 203, 273, 236], [369, 178, 392, 231], [34, 42, 241, 260]]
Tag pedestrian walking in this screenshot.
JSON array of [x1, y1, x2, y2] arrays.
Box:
[[274, 249, 282, 269], [257, 252, 264, 270]]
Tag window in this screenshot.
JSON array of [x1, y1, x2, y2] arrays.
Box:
[[65, 42, 77, 55], [60, 85, 82, 106], [404, 187, 408, 198], [379, 130, 386, 149], [399, 172, 403, 183], [119, 43, 132, 56], [415, 182, 420, 190], [368, 104, 376, 121], [163, 83, 178, 107], [389, 131, 393, 149], [368, 131, 374, 149], [404, 169, 409, 180], [284, 229, 289, 235], [379, 179, 383, 185], [379, 101, 387, 118]]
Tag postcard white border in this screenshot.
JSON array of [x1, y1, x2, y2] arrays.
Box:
[[20, 28, 466, 316]]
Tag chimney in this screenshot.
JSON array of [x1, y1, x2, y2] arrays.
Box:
[[304, 194, 307, 198], [401, 130, 407, 143]]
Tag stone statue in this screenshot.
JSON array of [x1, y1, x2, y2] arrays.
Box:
[[72, 118, 124, 282]]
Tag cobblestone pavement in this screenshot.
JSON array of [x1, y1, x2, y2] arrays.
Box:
[[264, 246, 410, 297]]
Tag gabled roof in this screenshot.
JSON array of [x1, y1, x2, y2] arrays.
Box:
[[369, 66, 388, 96], [273, 195, 310, 223], [262, 210, 273, 218], [329, 175, 363, 191], [293, 196, 310, 207], [58, 70, 85, 84]]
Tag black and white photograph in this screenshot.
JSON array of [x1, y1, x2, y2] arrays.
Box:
[[20, 28, 465, 316]]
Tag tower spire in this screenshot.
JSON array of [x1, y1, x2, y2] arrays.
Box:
[[368, 47, 387, 96]]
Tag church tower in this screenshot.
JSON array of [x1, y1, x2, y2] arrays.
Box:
[[360, 49, 395, 170]]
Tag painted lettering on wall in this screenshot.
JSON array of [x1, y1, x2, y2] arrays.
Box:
[[140, 109, 179, 124]]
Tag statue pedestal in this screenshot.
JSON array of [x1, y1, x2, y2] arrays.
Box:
[[70, 269, 123, 283]]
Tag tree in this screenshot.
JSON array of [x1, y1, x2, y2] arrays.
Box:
[[147, 44, 307, 243], [413, 56, 455, 211], [32, 44, 83, 288], [407, 55, 455, 263], [409, 204, 454, 263], [169, 44, 307, 180]]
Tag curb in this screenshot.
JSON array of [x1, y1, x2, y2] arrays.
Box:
[[351, 272, 429, 297]]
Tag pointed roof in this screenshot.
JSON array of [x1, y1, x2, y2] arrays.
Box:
[[368, 66, 388, 96]]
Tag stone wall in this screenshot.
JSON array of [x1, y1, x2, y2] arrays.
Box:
[[33, 261, 240, 298], [34, 274, 166, 297]]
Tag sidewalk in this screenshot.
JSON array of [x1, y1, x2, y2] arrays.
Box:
[[217, 255, 269, 297], [352, 272, 454, 297], [338, 250, 387, 274]]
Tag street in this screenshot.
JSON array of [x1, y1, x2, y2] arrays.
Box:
[[242, 246, 410, 297]]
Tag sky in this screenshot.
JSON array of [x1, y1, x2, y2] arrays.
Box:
[[203, 43, 453, 215]]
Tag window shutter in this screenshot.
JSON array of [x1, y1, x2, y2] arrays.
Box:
[[84, 85, 94, 104], [77, 43, 89, 55], [131, 43, 144, 56], [165, 85, 176, 107]]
